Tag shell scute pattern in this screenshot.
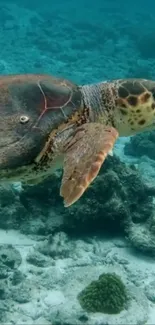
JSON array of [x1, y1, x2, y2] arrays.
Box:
[[0, 74, 85, 182]]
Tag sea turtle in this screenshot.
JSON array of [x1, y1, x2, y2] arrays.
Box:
[[0, 74, 155, 207]]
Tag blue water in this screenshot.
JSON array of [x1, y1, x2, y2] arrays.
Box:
[[1, 0, 155, 84]]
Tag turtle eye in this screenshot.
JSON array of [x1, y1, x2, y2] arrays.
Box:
[[20, 115, 29, 124]]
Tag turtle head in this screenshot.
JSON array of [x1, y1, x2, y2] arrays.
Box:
[[82, 79, 155, 136], [112, 79, 155, 136]]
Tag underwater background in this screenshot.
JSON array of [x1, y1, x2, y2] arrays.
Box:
[[1, 0, 155, 324]]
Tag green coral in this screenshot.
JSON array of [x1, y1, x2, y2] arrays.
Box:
[[77, 272, 127, 314]]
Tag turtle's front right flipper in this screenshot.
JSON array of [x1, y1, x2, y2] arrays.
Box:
[[60, 123, 118, 207]]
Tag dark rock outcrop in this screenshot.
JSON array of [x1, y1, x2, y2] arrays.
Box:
[[124, 131, 155, 161]]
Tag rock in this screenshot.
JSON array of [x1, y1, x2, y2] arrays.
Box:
[[0, 184, 29, 231], [0, 245, 22, 269], [36, 232, 71, 259], [128, 223, 155, 256], [0, 155, 154, 255], [26, 250, 51, 267], [124, 131, 155, 161], [0, 263, 10, 279], [0, 281, 9, 300], [145, 280, 155, 303], [11, 283, 32, 303], [62, 156, 154, 236], [11, 270, 26, 286]]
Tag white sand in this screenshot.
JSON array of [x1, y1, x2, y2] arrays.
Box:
[[1, 229, 155, 324]]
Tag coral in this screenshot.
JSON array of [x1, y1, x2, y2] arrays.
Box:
[[144, 280, 155, 303], [0, 281, 9, 300], [127, 217, 155, 256], [36, 232, 70, 259], [0, 155, 155, 254], [10, 270, 25, 286], [0, 184, 29, 231], [124, 131, 155, 160], [0, 245, 22, 269], [62, 155, 154, 234], [77, 272, 127, 314], [26, 250, 51, 267], [19, 156, 155, 237], [11, 283, 32, 303], [0, 245, 24, 322]]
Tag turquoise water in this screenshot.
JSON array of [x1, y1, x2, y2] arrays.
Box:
[[0, 0, 155, 324], [1, 0, 155, 83]]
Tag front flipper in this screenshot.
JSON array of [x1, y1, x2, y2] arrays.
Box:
[[60, 123, 118, 207]]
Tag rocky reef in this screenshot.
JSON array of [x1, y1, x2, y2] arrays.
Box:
[[0, 156, 155, 324], [0, 155, 155, 254], [124, 131, 155, 161], [1, 155, 155, 257], [0, 154, 155, 323]]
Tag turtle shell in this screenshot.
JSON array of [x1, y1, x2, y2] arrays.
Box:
[[0, 74, 82, 172]]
